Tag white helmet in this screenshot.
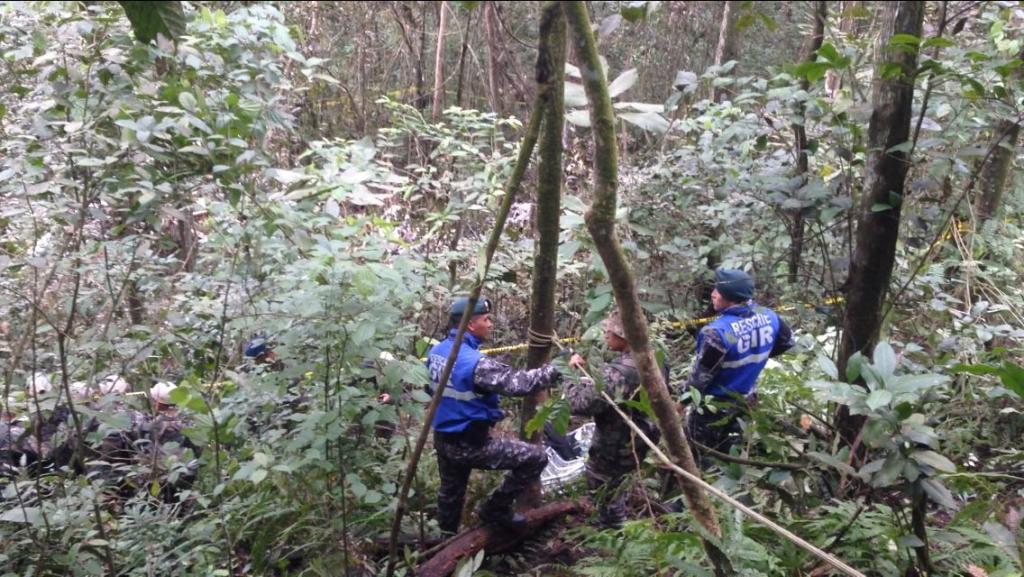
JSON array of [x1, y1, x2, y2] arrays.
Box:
[[27, 373, 53, 395], [150, 381, 177, 405], [98, 374, 129, 395]]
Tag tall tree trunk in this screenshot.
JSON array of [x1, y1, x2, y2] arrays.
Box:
[[563, 3, 732, 575], [826, 1, 863, 98], [519, 1, 565, 507], [432, 1, 449, 121], [788, 1, 828, 287], [455, 9, 473, 107], [713, 0, 739, 103], [974, 45, 1024, 224], [483, 2, 503, 116], [835, 1, 924, 447], [393, 2, 426, 110]]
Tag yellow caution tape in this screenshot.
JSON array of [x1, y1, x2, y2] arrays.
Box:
[[474, 296, 845, 356]]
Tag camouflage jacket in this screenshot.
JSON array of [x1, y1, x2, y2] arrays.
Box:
[[565, 353, 652, 426], [472, 356, 561, 397], [565, 352, 658, 472]]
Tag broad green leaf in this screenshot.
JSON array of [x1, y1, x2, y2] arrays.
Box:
[[266, 168, 314, 184], [873, 342, 897, 378], [613, 101, 665, 113], [873, 454, 905, 487], [807, 451, 858, 476], [920, 478, 957, 509], [250, 468, 268, 485], [817, 42, 843, 66], [845, 351, 864, 383], [620, 1, 650, 22], [169, 386, 191, 405], [565, 110, 591, 127], [859, 458, 886, 478], [794, 61, 831, 83], [911, 450, 956, 473], [887, 141, 913, 154], [865, 389, 892, 411], [598, 14, 622, 40], [999, 361, 1024, 398], [889, 374, 947, 395], [119, 1, 186, 43], [673, 70, 698, 93], [921, 37, 954, 49], [817, 353, 838, 380], [178, 91, 197, 112], [898, 535, 926, 548], [619, 111, 670, 133], [889, 33, 921, 47], [0, 506, 42, 524], [564, 82, 588, 108], [880, 62, 903, 79], [607, 68, 639, 98]]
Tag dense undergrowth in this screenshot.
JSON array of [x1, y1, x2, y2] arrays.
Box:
[[1, 2, 1021, 576]]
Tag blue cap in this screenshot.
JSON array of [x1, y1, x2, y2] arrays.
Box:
[[714, 269, 754, 302], [245, 337, 269, 358], [449, 296, 492, 319]]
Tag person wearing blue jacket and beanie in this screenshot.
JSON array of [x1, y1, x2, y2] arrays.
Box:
[[681, 269, 795, 467]]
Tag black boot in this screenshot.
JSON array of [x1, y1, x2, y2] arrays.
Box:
[[477, 496, 527, 530]]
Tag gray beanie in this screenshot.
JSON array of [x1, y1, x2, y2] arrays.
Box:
[[714, 268, 754, 302]]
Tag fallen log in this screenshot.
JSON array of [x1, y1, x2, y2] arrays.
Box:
[[415, 500, 582, 577]]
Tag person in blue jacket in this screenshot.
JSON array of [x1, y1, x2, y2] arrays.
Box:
[[428, 296, 562, 535], [681, 269, 795, 467]]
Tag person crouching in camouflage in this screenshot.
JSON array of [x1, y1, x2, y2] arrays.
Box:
[[428, 296, 562, 536], [567, 311, 662, 529]]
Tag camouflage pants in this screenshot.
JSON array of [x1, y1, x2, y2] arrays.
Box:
[[434, 431, 547, 535], [686, 400, 749, 469], [586, 420, 660, 528]]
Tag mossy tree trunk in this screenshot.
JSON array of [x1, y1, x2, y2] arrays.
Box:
[[563, 3, 732, 575], [521, 2, 565, 442]]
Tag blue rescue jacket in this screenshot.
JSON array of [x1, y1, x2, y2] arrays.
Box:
[[699, 303, 782, 399], [426, 330, 503, 433]]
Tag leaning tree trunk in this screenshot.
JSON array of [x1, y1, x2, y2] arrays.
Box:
[[519, 2, 565, 508], [973, 44, 1024, 224], [788, 1, 827, 287], [712, 0, 739, 103], [835, 1, 924, 448], [563, 3, 732, 576]]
